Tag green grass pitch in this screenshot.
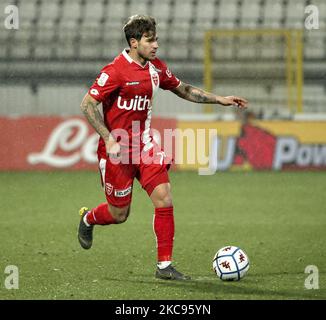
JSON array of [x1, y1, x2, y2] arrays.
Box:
[[0, 171, 325, 300]]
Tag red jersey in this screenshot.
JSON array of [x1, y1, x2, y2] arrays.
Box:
[[88, 49, 180, 160]]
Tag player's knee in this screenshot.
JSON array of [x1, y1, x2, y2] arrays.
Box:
[[110, 205, 130, 224], [156, 194, 173, 208], [151, 184, 173, 208], [114, 213, 128, 224]]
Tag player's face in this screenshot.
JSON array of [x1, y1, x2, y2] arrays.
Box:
[[136, 32, 159, 61]]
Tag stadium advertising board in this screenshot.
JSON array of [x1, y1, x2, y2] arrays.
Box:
[[177, 121, 326, 172], [1, 117, 326, 171], [0, 117, 176, 170]]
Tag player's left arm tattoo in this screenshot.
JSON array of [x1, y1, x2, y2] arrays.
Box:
[[171, 82, 220, 104], [171, 82, 248, 108]]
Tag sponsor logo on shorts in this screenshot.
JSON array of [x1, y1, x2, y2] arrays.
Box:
[[105, 183, 113, 195], [166, 69, 172, 78], [114, 186, 132, 197], [126, 81, 140, 86]]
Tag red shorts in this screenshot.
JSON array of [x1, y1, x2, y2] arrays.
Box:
[[98, 147, 172, 208]]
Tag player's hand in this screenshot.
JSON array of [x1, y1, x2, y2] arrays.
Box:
[[219, 96, 248, 109], [105, 139, 121, 160]]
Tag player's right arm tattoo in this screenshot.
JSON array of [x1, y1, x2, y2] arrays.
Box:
[[171, 82, 221, 104], [80, 94, 112, 141]]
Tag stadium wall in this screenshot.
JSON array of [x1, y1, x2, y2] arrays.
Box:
[[0, 84, 201, 117], [1, 116, 326, 171]]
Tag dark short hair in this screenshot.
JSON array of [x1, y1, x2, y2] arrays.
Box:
[[123, 15, 156, 46]]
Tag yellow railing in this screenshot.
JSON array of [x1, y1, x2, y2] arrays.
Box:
[[204, 29, 303, 113]]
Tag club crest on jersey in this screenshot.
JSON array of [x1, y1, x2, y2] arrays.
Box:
[[97, 73, 109, 87], [105, 183, 113, 195], [151, 73, 159, 86]]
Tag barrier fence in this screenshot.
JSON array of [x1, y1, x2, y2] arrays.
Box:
[[1, 116, 326, 171]]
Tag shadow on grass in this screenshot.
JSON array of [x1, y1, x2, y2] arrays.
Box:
[[102, 273, 325, 300]]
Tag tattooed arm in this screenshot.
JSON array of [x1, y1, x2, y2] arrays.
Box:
[[80, 94, 120, 157], [171, 82, 248, 109]]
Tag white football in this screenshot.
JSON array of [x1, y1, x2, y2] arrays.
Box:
[[212, 246, 250, 281]]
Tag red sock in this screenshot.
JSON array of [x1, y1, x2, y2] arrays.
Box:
[[86, 203, 117, 225], [153, 206, 174, 262]]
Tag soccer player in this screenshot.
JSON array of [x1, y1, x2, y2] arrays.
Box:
[[78, 15, 248, 280]]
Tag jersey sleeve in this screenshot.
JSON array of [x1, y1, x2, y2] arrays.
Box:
[[88, 65, 120, 102], [158, 61, 181, 91]]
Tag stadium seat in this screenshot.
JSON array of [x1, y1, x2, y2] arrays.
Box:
[[271, 85, 288, 104], [61, 0, 82, 19], [195, 0, 215, 21], [303, 85, 326, 113], [190, 44, 204, 60], [217, 0, 238, 28], [34, 45, 53, 59], [191, 23, 214, 48], [36, 26, 55, 42], [10, 41, 30, 58], [56, 24, 78, 42], [168, 43, 189, 60], [304, 32, 325, 59], [103, 43, 125, 58], [170, 24, 189, 42], [0, 46, 7, 59], [102, 20, 125, 44], [83, 0, 105, 24], [212, 37, 233, 60], [18, 0, 38, 22], [151, 0, 171, 25], [127, 0, 151, 17], [107, 0, 128, 23], [239, 0, 261, 28], [304, 85, 325, 98], [155, 21, 170, 45], [79, 46, 99, 59], [172, 0, 193, 27], [55, 43, 76, 59], [261, 0, 283, 27], [284, 1, 305, 28], [259, 36, 285, 59], [78, 26, 103, 58], [38, 0, 60, 24]]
